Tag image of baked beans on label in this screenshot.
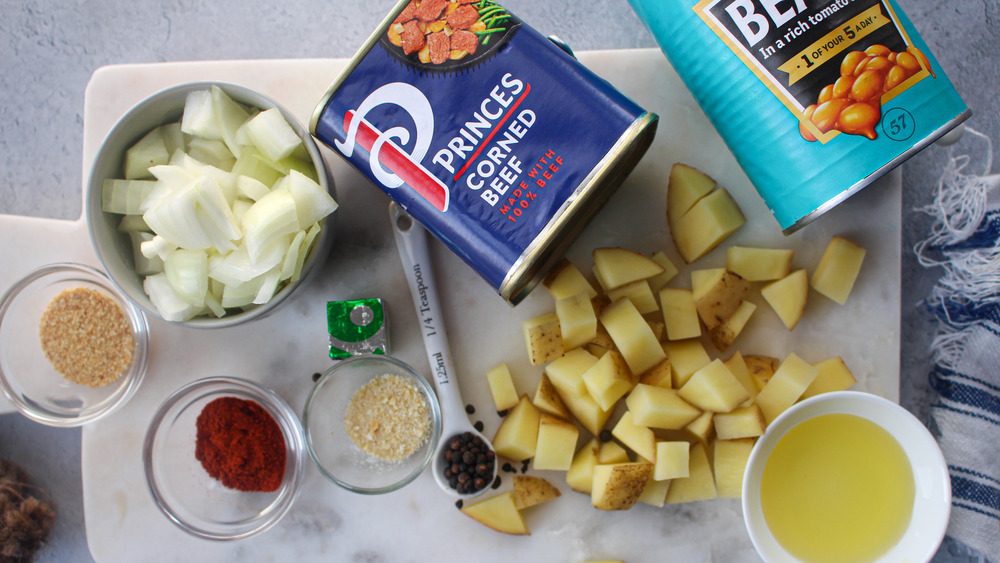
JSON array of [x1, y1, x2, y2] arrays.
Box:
[[383, 0, 521, 71]]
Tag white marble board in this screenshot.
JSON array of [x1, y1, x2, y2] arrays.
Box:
[[0, 49, 901, 561]]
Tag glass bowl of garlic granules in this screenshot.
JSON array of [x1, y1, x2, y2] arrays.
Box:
[[0, 263, 149, 426], [304, 355, 441, 494]]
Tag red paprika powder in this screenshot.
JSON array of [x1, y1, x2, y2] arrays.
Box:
[[195, 397, 286, 492]]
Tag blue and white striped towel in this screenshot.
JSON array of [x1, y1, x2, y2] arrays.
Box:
[[918, 127, 1000, 562]]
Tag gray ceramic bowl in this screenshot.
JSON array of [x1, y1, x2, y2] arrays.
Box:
[[85, 82, 336, 328]]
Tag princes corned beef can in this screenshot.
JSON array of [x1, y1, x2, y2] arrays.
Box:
[[629, 0, 970, 233], [311, 0, 658, 305]]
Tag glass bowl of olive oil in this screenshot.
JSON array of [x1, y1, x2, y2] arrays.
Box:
[[742, 391, 950, 563]]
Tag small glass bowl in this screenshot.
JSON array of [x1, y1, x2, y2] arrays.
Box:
[[143, 376, 307, 540], [742, 391, 951, 563], [0, 263, 148, 426], [304, 355, 442, 494]]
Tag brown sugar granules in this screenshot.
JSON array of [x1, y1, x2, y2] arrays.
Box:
[[39, 287, 134, 388], [344, 374, 431, 462]]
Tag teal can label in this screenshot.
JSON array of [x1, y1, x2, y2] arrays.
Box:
[[629, 0, 970, 232]]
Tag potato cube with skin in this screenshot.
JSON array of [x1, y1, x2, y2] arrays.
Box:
[[523, 312, 563, 365], [691, 269, 750, 329], [665, 442, 717, 503], [567, 438, 599, 493], [545, 348, 599, 399], [714, 404, 766, 440], [678, 359, 750, 413], [607, 280, 659, 315], [744, 354, 779, 391], [672, 188, 746, 264], [654, 441, 690, 481], [532, 374, 572, 420], [648, 251, 680, 292], [625, 384, 701, 429], [600, 298, 667, 376], [492, 395, 541, 461], [512, 475, 561, 510], [708, 300, 757, 352], [714, 438, 756, 498], [592, 462, 654, 510], [582, 351, 634, 411], [723, 351, 757, 401], [664, 339, 712, 388], [486, 364, 519, 413], [639, 357, 673, 388], [611, 411, 657, 462], [533, 414, 579, 471], [685, 410, 715, 444], [460, 491, 529, 535], [556, 293, 598, 351], [811, 236, 866, 305], [756, 353, 820, 423], [597, 440, 631, 465], [761, 269, 809, 330], [659, 288, 701, 341], [542, 258, 598, 300], [727, 246, 795, 281], [802, 356, 857, 398], [592, 247, 665, 291]]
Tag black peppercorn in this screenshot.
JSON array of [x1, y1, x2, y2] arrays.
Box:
[[439, 431, 495, 495], [473, 420, 484, 432], [465, 404, 476, 414]]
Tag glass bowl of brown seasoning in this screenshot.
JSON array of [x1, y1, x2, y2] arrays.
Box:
[[304, 355, 442, 494], [0, 262, 148, 426]]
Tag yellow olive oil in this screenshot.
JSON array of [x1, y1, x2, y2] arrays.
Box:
[[760, 413, 914, 563]]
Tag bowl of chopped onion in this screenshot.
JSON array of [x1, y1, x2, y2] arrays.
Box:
[[85, 82, 338, 328]]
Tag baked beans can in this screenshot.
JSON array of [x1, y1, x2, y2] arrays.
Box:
[[311, 0, 658, 305], [629, 0, 970, 233]]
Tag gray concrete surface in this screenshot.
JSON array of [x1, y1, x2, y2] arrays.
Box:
[[1, 0, 998, 561]]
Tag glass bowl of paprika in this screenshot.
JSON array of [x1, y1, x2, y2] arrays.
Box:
[[143, 376, 307, 540]]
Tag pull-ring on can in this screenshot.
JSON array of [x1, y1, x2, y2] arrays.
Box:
[[311, 0, 658, 305], [630, 0, 970, 233]]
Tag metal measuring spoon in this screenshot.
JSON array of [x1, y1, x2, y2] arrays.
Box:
[[390, 203, 498, 499]]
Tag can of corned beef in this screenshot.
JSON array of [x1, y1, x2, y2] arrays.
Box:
[[311, 0, 658, 305], [628, 0, 970, 233]]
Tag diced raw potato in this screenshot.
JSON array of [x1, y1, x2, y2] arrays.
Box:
[[723, 351, 758, 400], [606, 280, 658, 315], [665, 442, 717, 503], [511, 475, 561, 510], [523, 312, 563, 365], [637, 471, 671, 507], [492, 395, 541, 462], [143, 272, 201, 322], [600, 298, 666, 376], [241, 189, 300, 263], [545, 348, 598, 398], [581, 351, 634, 411], [691, 269, 750, 329], [647, 251, 679, 292], [659, 288, 701, 341], [744, 354, 779, 391], [663, 339, 712, 388], [625, 384, 701, 429], [592, 247, 664, 290], [163, 248, 209, 307], [801, 357, 857, 398], [591, 462, 654, 511], [667, 162, 717, 228], [460, 491, 529, 535], [560, 389, 613, 437], [533, 413, 579, 471], [611, 411, 656, 462], [678, 359, 750, 413], [684, 410, 715, 444], [761, 269, 809, 330], [567, 438, 600, 493], [811, 236, 866, 305], [486, 364, 520, 412], [555, 293, 598, 351], [672, 189, 745, 264], [124, 127, 170, 180], [532, 374, 572, 420], [727, 246, 795, 281], [102, 179, 157, 215], [597, 441, 631, 464], [542, 259, 598, 300], [638, 357, 673, 388], [713, 438, 755, 498], [708, 300, 757, 352], [654, 441, 690, 480], [755, 353, 820, 423], [243, 107, 302, 162], [180, 89, 222, 140], [714, 404, 765, 440]]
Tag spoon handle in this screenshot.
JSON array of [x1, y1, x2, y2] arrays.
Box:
[[389, 203, 467, 429]]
